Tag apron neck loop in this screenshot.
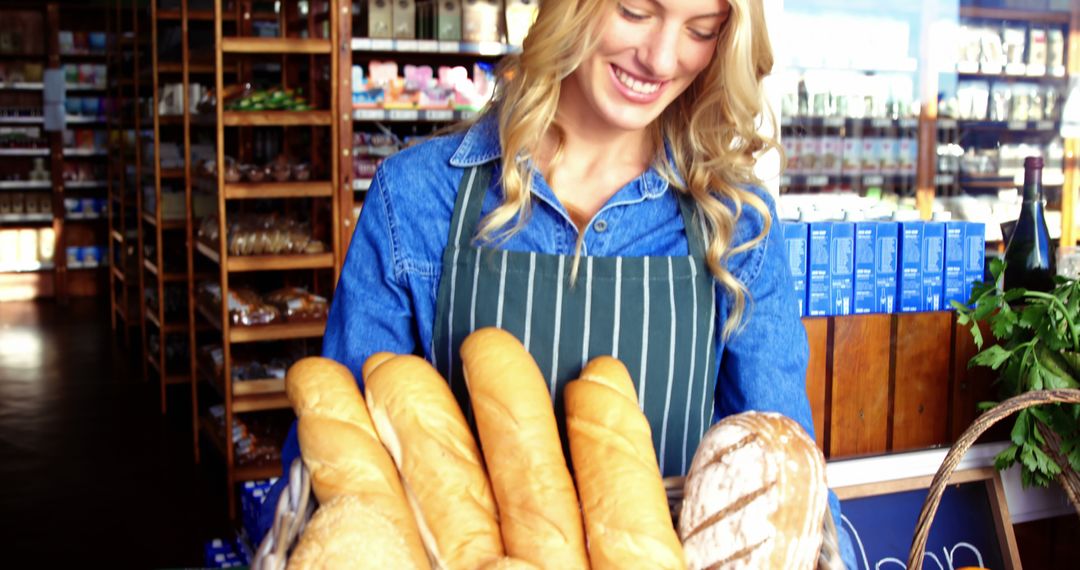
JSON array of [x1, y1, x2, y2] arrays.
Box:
[[675, 190, 708, 261], [448, 165, 495, 249]]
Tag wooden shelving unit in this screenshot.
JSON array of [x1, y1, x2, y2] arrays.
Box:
[[195, 0, 340, 519], [106, 0, 145, 346]]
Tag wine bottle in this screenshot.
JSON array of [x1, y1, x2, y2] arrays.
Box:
[[1003, 156, 1055, 292]]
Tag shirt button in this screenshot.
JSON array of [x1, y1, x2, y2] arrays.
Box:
[[593, 219, 608, 233]]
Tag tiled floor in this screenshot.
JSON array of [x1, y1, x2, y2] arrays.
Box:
[[0, 299, 233, 567]]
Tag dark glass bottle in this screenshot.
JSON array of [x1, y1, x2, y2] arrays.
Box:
[[1003, 156, 1055, 292]]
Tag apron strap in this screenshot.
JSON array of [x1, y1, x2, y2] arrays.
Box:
[[675, 190, 708, 261], [447, 165, 494, 249]]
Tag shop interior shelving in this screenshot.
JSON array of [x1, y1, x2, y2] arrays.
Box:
[[0, 2, 111, 301], [106, 0, 146, 346], [196, 0, 340, 518]]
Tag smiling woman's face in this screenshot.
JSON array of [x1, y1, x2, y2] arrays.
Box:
[[560, 0, 729, 134]]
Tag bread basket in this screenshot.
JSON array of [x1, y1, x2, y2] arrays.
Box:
[[253, 465, 845, 569]]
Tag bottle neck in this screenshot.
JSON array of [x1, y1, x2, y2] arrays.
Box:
[[1022, 166, 1044, 202]]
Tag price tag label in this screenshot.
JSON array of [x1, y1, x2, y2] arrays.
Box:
[[1037, 121, 1054, 131], [477, 41, 505, 56], [416, 40, 439, 53], [370, 39, 394, 52], [1007, 120, 1026, 131], [934, 174, 955, 185], [938, 119, 957, 129], [354, 108, 384, 121], [956, 61, 979, 74], [438, 41, 462, 53], [780, 175, 792, 186], [353, 179, 372, 191], [870, 118, 892, 129], [899, 118, 918, 129], [823, 117, 844, 128], [388, 109, 419, 121], [395, 40, 418, 52], [980, 63, 1002, 75], [425, 109, 453, 122], [807, 175, 828, 187], [863, 175, 885, 186], [351, 38, 372, 51], [1004, 62, 1026, 76]]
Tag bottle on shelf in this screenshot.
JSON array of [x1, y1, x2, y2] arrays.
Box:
[[1003, 156, 1055, 293]]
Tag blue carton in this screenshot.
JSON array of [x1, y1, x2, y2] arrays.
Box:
[[830, 222, 855, 316], [807, 222, 832, 317], [964, 222, 986, 304], [921, 221, 946, 311], [943, 222, 966, 308], [782, 222, 809, 316], [853, 223, 876, 314], [898, 221, 923, 313], [874, 221, 899, 313]]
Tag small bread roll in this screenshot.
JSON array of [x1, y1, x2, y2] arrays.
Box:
[[678, 412, 828, 570], [287, 494, 424, 570], [285, 357, 429, 569], [461, 327, 589, 570], [364, 353, 504, 569], [565, 356, 684, 569]]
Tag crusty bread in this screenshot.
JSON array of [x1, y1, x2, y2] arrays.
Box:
[[678, 412, 828, 570], [460, 327, 589, 570], [364, 353, 504, 569], [285, 357, 429, 569], [287, 494, 426, 570], [565, 356, 684, 570], [476, 557, 542, 570]]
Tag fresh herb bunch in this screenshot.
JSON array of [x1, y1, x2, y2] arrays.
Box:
[[954, 258, 1080, 489]]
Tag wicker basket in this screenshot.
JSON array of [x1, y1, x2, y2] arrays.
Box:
[[906, 388, 1080, 570]]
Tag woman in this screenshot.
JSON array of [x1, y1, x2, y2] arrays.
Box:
[[267, 0, 855, 565]]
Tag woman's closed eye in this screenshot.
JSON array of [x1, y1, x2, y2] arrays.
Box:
[[616, 2, 649, 22]]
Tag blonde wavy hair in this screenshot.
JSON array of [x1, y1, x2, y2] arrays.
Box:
[[475, 0, 781, 339]]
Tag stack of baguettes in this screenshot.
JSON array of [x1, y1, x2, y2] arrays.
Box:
[[284, 327, 829, 570]]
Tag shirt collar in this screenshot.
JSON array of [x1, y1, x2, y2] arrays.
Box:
[[449, 112, 669, 200]]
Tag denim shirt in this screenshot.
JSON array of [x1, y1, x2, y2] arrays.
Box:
[[274, 113, 855, 565], [326, 113, 813, 431]]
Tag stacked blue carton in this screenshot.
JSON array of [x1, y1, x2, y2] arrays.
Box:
[[782, 219, 985, 317]]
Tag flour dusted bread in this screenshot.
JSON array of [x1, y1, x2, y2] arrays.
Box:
[[285, 357, 429, 569], [460, 327, 589, 570], [565, 356, 684, 569], [363, 353, 504, 569], [288, 494, 420, 570], [678, 412, 828, 570]]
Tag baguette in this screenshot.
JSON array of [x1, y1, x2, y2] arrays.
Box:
[[565, 356, 684, 569], [460, 327, 589, 570], [364, 353, 504, 569], [678, 412, 828, 570], [288, 494, 422, 570], [285, 357, 429, 569]]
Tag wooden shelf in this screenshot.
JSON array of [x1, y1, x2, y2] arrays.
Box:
[[141, 212, 186, 230], [223, 181, 333, 199], [199, 361, 290, 413], [222, 111, 331, 126], [0, 180, 51, 190], [0, 148, 49, 157], [196, 241, 334, 271], [145, 309, 188, 334], [143, 258, 187, 282], [959, 6, 1071, 24], [199, 416, 281, 482], [353, 107, 477, 123], [231, 320, 325, 343], [351, 37, 518, 56], [221, 37, 331, 54]]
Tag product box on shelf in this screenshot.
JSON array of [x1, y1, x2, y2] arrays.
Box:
[[462, 0, 502, 43], [807, 221, 831, 317], [964, 222, 986, 303], [874, 221, 899, 314], [782, 221, 808, 317], [853, 222, 875, 314], [506, 0, 539, 46], [943, 221, 966, 308], [920, 221, 945, 312], [393, 0, 416, 39], [437, 0, 462, 40], [898, 221, 922, 313], [829, 221, 854, 316], [367, 0, 392, 39]]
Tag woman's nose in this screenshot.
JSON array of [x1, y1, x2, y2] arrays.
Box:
[[637, 24, 681, 78]]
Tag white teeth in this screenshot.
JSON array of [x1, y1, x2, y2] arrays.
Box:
[[614, 67, 660, 95]]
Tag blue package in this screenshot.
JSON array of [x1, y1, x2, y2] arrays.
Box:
[[782, 222, 809, 316], [964, 222, 986, 304], [807, 221, 832, 317], [874, 221, 899, 313], [830, 221, 855, 316], [853, 222, 876, 314], [943, 221, 966, 308], [898, 221, 923, 313], [921, 221, 945, 311]]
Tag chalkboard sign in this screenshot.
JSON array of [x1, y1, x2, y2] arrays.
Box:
[[836, 467, 1020, 570]]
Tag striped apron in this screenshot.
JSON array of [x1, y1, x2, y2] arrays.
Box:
[[432, 165, 718, 476]]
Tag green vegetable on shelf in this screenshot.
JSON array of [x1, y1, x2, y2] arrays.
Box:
[[955, 258, 1080, 490]]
